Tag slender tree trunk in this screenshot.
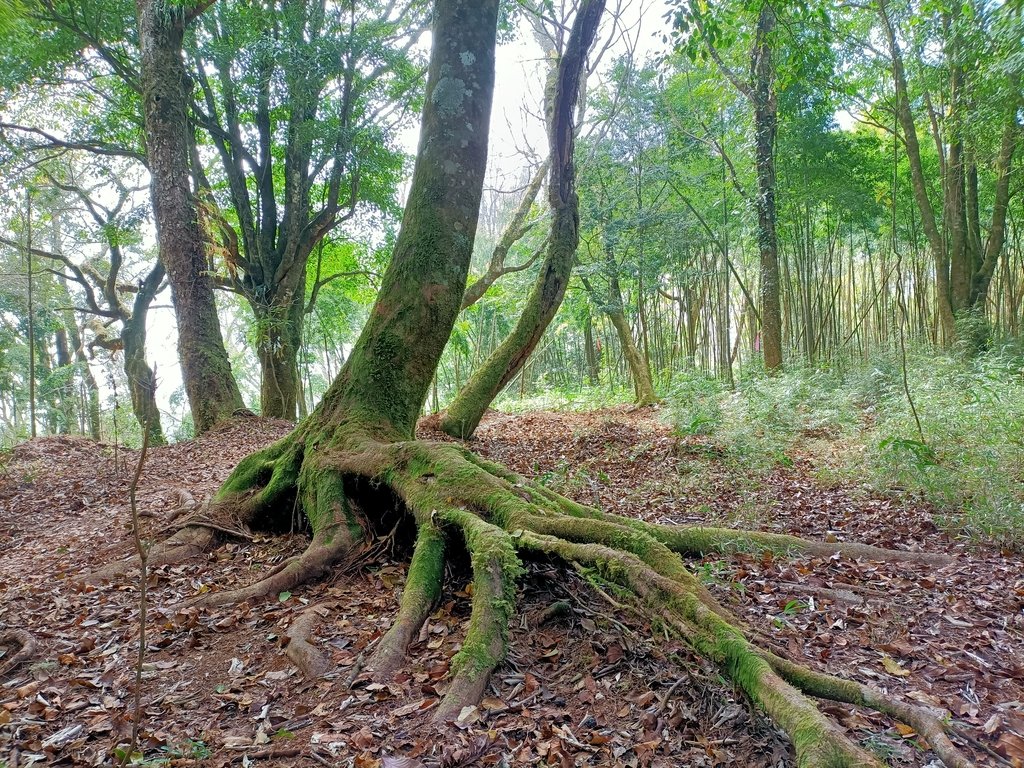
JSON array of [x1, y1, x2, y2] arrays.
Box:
[[753, 2, 783, 372], [137, 0, 243, 433], [606, 303, 658, 405], [583, 315, 600, 385], [53, 327, 75, 434], [877, 0, 955, 342], [61, 305, 101, 440], [122, 319, 165, 445], [440, 0, 606, 439], [582, 274, 658, 406], [969, 124, 1017, 309]]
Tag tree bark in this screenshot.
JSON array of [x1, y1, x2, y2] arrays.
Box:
[[137, 0, 243, 433], [583, 315, 600, 385], [752, 3, 783, 372], [307, 0, 499, 440], [440, 0, 606, 439], [121, 262, 166, 445]]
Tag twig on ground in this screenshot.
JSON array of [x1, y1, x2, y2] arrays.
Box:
[[0, 629, 37, 677], [119, 395, 154, 767]]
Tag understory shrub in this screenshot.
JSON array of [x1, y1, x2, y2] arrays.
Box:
[[665, 349, 1024, 549]]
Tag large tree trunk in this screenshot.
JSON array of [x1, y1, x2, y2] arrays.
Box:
[[105, 4, 976, 765], [440, 0, 605, 439], [752, 2, 783, 373], [300, 0, 498, 441], [254, 287, 305, 421], [137, 0, 243, 434]]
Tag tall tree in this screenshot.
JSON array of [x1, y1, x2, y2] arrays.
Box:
[[440, 0, 606, 438], [136, 0, 244, 432], [671, 0, 790, 372], [875, 0, 1019, 345], [188, 0, 426, 419]]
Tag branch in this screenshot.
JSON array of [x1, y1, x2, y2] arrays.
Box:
[[305, 269, 374, 314], [0, 123, 146, 165]]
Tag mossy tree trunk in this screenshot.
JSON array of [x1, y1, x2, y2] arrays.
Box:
[[137, 0, 243, 433], [121, 261, 166, 445], [440, 0, 606, 440], [113, 3, 978, 765]]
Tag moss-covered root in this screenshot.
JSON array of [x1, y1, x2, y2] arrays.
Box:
[[367, 523, 446, 678], [213, 437, 304, 522], [194, 469, 365, 609], [525, 481, 952, 567], [525, 513, 733, 620], [635, 523, 953, 566], [691, 623, 880, 768], [761, 650, 977, 768], [517, 532, 880, 768], [433, 509, 522, 723]]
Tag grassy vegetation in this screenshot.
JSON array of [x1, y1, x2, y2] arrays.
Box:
[[667, 346, 1024, 550]]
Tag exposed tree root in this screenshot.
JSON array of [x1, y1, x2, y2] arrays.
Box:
[[87, 525, 217, 584], [192, 519, 362, 608], [431, 508, 521, 723], [365, 523, 445, 678], [101, 430, 974, 767], [0, 629, 37, 677], [760, 650, 976, 768], [285, 606, 330, 679]]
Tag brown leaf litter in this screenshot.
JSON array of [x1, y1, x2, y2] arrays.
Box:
[[0, 408, 1020, 767]]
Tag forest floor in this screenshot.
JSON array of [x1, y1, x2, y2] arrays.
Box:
[[0, 408, 1022, 768]]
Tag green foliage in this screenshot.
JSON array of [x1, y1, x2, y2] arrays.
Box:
[[666, 372, 724, 435], [666, 350, 1024, 549]]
